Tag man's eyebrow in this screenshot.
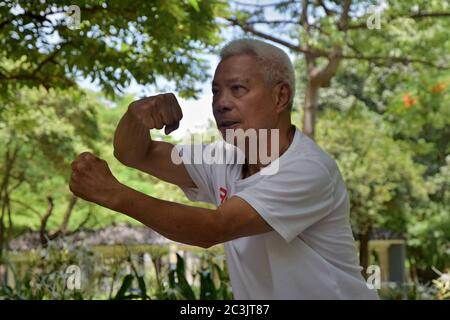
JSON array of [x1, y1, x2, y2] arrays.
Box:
[[212, 78, 250, 86]]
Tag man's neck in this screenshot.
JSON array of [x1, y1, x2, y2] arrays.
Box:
[[243, 124, 295, 178]]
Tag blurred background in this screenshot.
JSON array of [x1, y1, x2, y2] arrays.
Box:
[[0, 0, 448, 300]]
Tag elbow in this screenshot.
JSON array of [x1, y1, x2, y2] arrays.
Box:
[[191, 215, 226, 249], [113, 149, 120, 161], [113, 149, 125, 163], [194, 236, 222, 250], [198, 239, 221, 249], [198, 242, 214, 249], [199, 214, 226, 249], [113, 149, 133, 167]]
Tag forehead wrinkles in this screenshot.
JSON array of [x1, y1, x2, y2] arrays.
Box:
[[213, 61, 264, 86], [214, 54, 263, 82], [212, 77, 250, 86]]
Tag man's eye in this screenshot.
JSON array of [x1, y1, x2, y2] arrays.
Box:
[[231, 85, 246, 93], [212, 88, 219, 95]]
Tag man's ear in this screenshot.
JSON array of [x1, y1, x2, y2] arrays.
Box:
[[273, 82, 291, 113]]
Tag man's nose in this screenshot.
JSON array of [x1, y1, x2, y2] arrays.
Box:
[[213, 92, 233, 114]]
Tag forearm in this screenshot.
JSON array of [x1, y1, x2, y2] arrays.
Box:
[[113, 108, 152, 164], [109, 183, 224, 248]]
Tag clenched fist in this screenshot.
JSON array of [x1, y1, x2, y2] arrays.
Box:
[[128, 93, 183, 135], [69, 152, 122, 207]]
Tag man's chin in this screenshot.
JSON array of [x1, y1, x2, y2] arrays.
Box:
[[218, 125, 241, 138]]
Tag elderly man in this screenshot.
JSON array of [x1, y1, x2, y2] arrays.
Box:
[[69, 39, 378, 300]]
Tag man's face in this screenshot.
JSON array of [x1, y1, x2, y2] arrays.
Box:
[[212, 54, 280, 138]]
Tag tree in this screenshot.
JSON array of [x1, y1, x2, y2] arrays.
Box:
[[0, 87, 99, 256], [0, 89, 215, 258], [310, 105, 427, 272], [384, 70, 450, 282], [0, 0, 226, 256], [406, 156, 450, 282], [385, 70, 450, 176], [0, 0, 223, 97], [301, 55, 449, 281], [224, 0, 450, 138]]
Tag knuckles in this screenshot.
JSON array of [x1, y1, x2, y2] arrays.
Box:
[[71, 152, 99, 173], [128, 93, 182, 130]]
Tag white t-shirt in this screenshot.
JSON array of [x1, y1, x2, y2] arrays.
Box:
[[176, 128, 379, 300]]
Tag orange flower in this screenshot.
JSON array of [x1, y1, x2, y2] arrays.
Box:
[[403, 94, 416, 108], [431, 81, 448, 94]]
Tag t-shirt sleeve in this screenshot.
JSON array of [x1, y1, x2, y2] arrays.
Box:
[[235, 159, 336, 243], [174, 144, 216, 204]]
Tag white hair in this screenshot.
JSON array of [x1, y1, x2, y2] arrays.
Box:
[[220, 38, 296, 109]]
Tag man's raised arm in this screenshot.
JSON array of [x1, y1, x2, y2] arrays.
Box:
[[113, 93, 195, 188]]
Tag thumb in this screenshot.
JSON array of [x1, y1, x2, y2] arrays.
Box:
[[164, 122, 179, 135]]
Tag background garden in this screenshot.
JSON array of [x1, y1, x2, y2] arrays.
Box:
[[0, 0, 448, 299]]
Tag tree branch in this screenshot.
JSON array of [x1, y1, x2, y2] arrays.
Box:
[[341, 54, 449, 69], [62, 209, 93, 238], [10, 198, 42, 218], [316, 0, 336, 16], [245, 19, 299, 25], [229, 0, 297, 8], [410, 11, 450, 19], [301, 0, 310, 31], [310, 49, 342, 87], [31, 42, 70, 77], [346, 11, 450, 30], [338, 0, 352, 30], [225, 17, 329, 57], [39, 196, 54, 246], [60, 196, 78, 234]]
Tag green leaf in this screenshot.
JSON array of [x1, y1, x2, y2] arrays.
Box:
[[199, 270, 217, 300], [187, 0, 200, 12], [114, 274, 134, 300], [175, 254, 196, 299]]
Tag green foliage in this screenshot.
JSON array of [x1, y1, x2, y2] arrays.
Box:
[[1, 0, 448, 296], [0, 87, 99, 172], [0, 240, 97, 300], [0, 243, 232, 300], [300, 53, 449, 282], [406, 157, 450, 281], [154, 252, 232, 300], [0, 87, 102, 253], [0, 0, 225, 97], [314, 105, 427, 235], [385, 71, 450, 175]]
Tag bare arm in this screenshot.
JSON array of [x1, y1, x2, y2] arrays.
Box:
[[69, 152, 273, 248], [113, 93, 195, 188], [112, 183, 272, 248]]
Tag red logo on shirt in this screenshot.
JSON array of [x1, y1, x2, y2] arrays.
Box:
[[219, 187, 228, 204]]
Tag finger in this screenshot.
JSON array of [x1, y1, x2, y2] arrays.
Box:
[[138, 103, 160, 129], [160, 103, 174, 126], [168, 93, 183, 121], [70, 171, 79, 182], [164, 122, 179, 135], [164, 107, 180, 135], [78, 152, 97, 162], [151, 110, 164, 129], [140, 112, 155, 129], [71, 160, 80, 171], [161, 106, 178, 133], [72, 161, 87, 173]]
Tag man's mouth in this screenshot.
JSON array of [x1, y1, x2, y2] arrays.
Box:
[[218, 120, 241, 130]]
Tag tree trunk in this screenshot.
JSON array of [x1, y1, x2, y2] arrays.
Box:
[[302, 50, 341, 139], [39, 196, 55, 246], [60, 195, 78, 234], [0, 143, 19, 258], [359, 227, 372, 279], [302, 80, 319, 139]]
